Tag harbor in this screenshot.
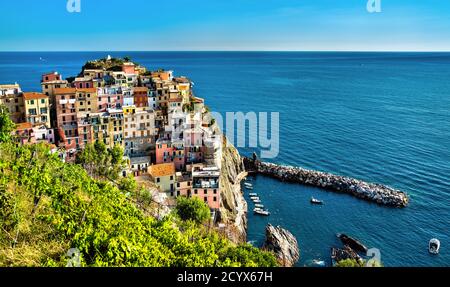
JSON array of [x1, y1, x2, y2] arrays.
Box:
[[244, 154, 409, 208]]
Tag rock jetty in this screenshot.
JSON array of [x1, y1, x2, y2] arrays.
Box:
[[262, 224, 300, 267], [244, 154, 409, 208]]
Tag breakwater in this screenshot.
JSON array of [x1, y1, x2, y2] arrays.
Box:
[[244, 155, 409, 208]]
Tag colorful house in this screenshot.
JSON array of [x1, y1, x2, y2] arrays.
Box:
[[0, 83, 24, 123], [148, 163, 176, 193], [191, 165, 220, 209], [23, 92, 50, 128], [133, 87, 149, 108]]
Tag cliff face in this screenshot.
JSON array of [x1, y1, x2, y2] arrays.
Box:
[[219, 137, 248, 244], [262, 224, 300, 267]]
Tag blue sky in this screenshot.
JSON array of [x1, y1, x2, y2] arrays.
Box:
[[0, 0, 449, 51]]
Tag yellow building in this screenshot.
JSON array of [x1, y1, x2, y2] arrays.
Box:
[[23, 92, 50, 127], [75, 88, 98, 113], [41, 80, 68, 106], [148, 163, 176, 193], [0, 84, 24, 123]]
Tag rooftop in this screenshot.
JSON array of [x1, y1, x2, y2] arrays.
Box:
[[149, 163, 176, 178], [23, 92, 47, 100], [16, 122, 33, 130]]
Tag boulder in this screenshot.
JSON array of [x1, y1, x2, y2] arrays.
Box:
[[262, 224, 300, 267]]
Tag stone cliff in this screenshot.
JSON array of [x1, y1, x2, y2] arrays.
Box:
[[262, 224, 300, 267], [218, 137, 248, 244]]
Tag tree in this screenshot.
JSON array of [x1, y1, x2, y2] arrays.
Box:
[[0, 105, 15, 143], [76, 141, 126, 180], [175, 197, 211, 224]]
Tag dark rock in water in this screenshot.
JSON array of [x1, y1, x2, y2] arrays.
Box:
[[331, 246, 362, 266], [262, 224, 300, 267], [338, 234, 368, 254]]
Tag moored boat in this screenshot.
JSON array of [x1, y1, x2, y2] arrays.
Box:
[[253, 199, 262, 203], [429, 239, 440, 255], [250, 196, 260, 201], [311, 197, 324, 205], [254, 209, 270, 216], [255, 204, 264, 208], [249, 193, 258, 196]]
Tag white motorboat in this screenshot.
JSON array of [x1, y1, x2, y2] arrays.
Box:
[[253, 199, 262, 204], [255, 204, 264, 208], [244, 182, 253, 187], [254, 209, 270, 216], [429, 239, 440, 255], [245, 186, 254, 190], [249, 193, 258, 196], [250, 197, 260, 201]]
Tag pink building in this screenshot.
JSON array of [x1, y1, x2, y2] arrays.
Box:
[[97, 87, 123, 112], [122, 63, 136, 74], [73, 77, 95, 89], [156, 139, 186, 171], [42, 72, 62, 83]]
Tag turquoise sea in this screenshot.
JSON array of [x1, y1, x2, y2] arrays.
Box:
[[0, 52, 448, 267]]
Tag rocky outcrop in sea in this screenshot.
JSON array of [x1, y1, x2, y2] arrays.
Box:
[[244, 154, 409, 208], [262, 224, 300, 267]]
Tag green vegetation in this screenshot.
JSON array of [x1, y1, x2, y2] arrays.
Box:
[[335, 259, 365, 267], [76, 141, 126, 181], [0, 105, 15, 143], [175, 197, 211, 224], [80, 57, 130, 74], [0, 108, 277, 267], [335, 258, 382, 267]]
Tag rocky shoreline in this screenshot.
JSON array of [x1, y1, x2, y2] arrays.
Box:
[[244, 154, 409, 208]]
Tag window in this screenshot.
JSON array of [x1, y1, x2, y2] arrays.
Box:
[[204, 189, 207, 195], [170, 175, 174, 180], [213, 197, 217, 202], [204, 197, 207, 202], [194, 189, 198, 194], [177, 183, 180, 188], [156, 178, 160, 183], [41, 99, 45, 104]]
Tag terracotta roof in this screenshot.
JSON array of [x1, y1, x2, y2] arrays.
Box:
[[23, 92, 47, 100], [16, 122, 32, 130], [133, 87, 148, 92], [77, 88, 97, 93], [54, 88, 96, 94], [54, 88, 77, 94], [148, 163, 175, 178]]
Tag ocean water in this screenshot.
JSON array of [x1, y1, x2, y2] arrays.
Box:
[[0, 52, 448, 267]]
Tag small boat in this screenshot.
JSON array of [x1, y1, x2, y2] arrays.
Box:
[[254, 209, 270, 216], [311, 197, 324, 205], [255, 204, 264, 208], [245, 186, 254, 190], [253, 199, 262, 204], [250, 196, 260, 201], [249, 193, 258, 196], [429, 239, 440, 255], [253, 208, 262, 212], [244, 183, 253, 187]]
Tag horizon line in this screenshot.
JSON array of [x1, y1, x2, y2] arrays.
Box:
[[1, 50, 450, 53]]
